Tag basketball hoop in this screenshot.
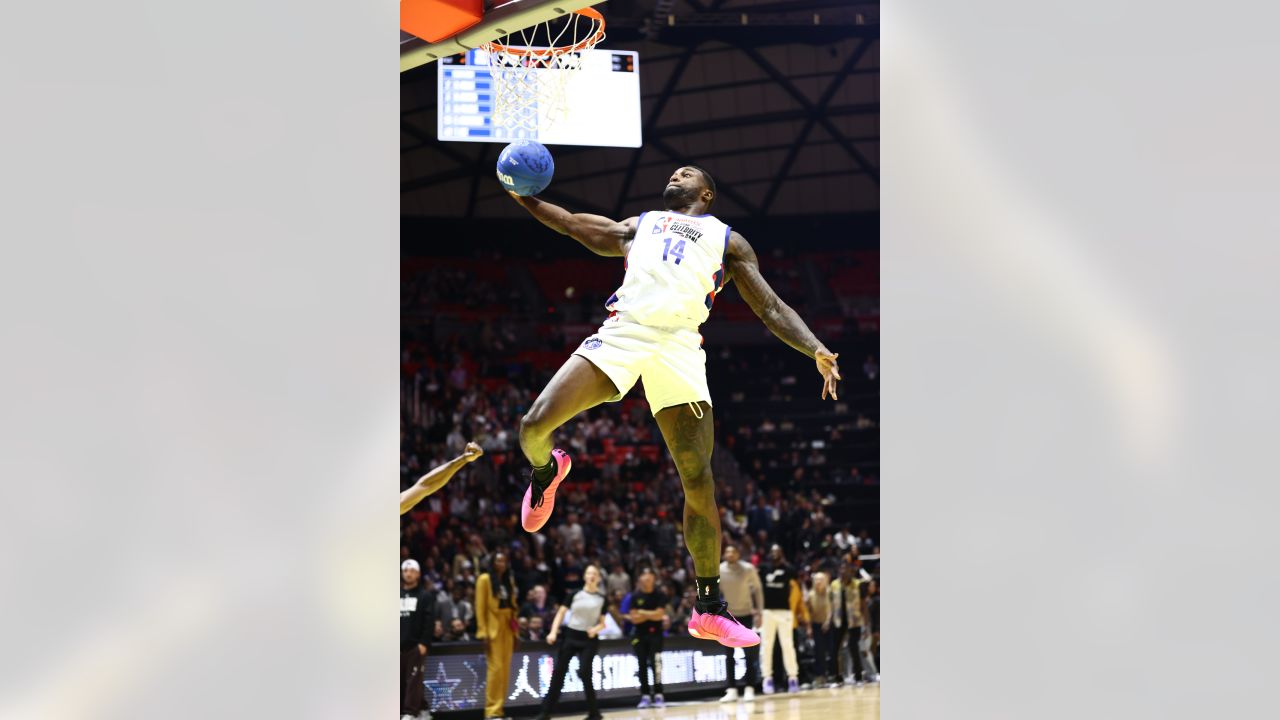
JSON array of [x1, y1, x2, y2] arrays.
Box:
[[480, 7, 606, 136]]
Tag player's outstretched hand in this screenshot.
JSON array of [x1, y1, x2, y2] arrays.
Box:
[[816, 349, 842, 401], [461, 442, 485, 463]]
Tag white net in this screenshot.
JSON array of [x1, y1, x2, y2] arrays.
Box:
[[481, 10, 605, 137]]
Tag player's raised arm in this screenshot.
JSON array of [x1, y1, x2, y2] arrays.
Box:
[[507, 192, 636, 257], [399, 442, 484, 515], [726, 231, 843, 401]]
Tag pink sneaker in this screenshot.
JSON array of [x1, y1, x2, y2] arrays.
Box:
[[520, 449, 572, 532], [687, 605, 759, 648]]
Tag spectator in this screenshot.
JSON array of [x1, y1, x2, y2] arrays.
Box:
[[605, 561, 632, 597], [833, 526, 856, 553], [526, 615, 548, 642], [446, 425, 466, 456], [629, 568, 669, 709], [598, 599, 625, 640], [856, 529, 876, 556], [554, 553, 584, 597], [476, 553, 519, 720], [436, 582, 473, 628], [867, 579, 880, 672], [724, 500, 748, 535], [718, 545, 763, 703], [807, 571, 838, 687], [513, 555, 543, 595], [445, 617, 472, 642], [452, 535, 486, 583], [400, 560, 433, 720], [520, 584, 556, 629], [858, 580, 879, 682], [557, 512, 585, 548], [758, 545, 810, 695], [452, 584, 475, 627], [669, 587, 695, 631], [831, 562, 867, 685]]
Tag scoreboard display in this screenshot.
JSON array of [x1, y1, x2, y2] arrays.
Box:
[[437, 49, 642, 148]]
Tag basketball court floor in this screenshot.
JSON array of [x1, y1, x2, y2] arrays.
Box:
[[545, 684, 881, 720]]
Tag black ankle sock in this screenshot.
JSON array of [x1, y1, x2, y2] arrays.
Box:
[[531, 458, 555, 488], [694, 576, 721, 608]]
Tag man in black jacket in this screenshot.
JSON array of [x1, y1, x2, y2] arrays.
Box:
[[628, 568, 669, 709], [401, 559, 435, 720]]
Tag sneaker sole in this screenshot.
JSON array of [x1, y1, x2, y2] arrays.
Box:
[[687, 620, 759, 648]]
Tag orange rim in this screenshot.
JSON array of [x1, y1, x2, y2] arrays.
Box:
[[482, 7, 606, 58]]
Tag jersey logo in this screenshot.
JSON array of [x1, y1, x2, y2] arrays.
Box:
[[652, 216, 671, 234], [582, 336, 603, 350], [668, 219, 704, 244]]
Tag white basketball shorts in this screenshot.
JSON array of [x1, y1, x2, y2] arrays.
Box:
[[572, 313, 712, 416]]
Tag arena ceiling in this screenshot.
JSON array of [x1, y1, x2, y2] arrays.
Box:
[[401, 0, 880, 222]]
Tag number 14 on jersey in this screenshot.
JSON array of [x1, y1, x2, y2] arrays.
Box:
[[661, 237, 686, 264]]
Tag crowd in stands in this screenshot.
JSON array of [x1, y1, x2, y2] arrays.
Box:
[[400, 348, 881, 649]]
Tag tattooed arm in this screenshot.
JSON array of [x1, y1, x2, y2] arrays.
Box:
[[726, 230, 843, 400]]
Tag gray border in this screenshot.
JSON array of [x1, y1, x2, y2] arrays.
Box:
[[0, 0, 399, 716], [886, 1, 1280, 717]]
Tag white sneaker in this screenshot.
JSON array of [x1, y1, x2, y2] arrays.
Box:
[[417, 712, 432, 720], [743, 686, 756, 701], [401, 715, 414, 720], [720, 688, 739, 703]]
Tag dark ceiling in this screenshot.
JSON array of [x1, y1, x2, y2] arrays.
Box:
[[401, 0, 879, 222]]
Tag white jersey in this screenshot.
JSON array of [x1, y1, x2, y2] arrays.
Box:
[[605, 211, 732, 329]]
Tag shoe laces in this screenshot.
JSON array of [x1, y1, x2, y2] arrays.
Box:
[[698, 600, 745, 625]]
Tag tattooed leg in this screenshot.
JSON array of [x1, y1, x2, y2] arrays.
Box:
[[654, 401, 720, 577]]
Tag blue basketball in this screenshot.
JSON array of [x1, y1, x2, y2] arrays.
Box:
[[496, 140, 555, 196]]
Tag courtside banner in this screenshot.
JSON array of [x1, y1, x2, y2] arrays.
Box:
[[423, 637, 737, 712]]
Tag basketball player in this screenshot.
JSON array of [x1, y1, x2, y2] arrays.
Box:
[[399, 441, 484, 515], [506, 166, 841, 649]]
